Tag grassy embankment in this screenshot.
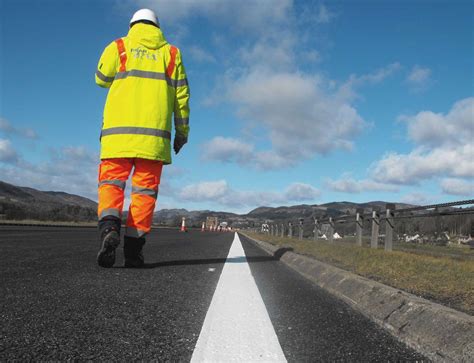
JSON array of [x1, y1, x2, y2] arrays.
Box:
[[245, 232, 474, 315]]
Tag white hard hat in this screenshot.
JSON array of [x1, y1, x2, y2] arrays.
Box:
[[130, 8, 160, 27]]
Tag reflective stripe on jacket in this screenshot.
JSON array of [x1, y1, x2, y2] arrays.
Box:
[[95, 23, 190, 164]]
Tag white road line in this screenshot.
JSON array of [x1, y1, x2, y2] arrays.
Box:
[[191, 233, 287, 363]]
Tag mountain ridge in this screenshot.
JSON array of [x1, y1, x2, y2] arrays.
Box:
[[0, 181, 97, 221], [0, 180, 416, 226]]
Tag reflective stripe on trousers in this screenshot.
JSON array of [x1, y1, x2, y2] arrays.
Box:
[[99, 179, 126, 189], [125, 226, 147, 238], [97, 158, 163, 237], [132, 185, 158, 198], [99, 208, 121, 220]]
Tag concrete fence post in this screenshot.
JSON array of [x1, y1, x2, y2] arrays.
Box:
[[356, 209, 364, 247], [288, 222, 293, 238], [313, 218, 318, 241], [299, 219, 304, 240], [371, 210, 380, 249], [328, 217, 334, 243], [435, 207, 441, 237], [270, 224, 274, 236], [275, 224, 279, 237], [280, 224, 284, 238], [385, 203, 396, 251]]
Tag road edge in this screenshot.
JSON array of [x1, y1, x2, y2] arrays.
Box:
[[240, 232, 474, 363]]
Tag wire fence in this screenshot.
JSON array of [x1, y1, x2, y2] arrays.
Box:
[[256, 199, 474, 252]]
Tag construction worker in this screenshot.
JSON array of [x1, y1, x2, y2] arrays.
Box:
[[95, 9, 190, 268]]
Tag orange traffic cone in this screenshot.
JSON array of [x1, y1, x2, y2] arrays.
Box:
[[180, 217, 186, 232]]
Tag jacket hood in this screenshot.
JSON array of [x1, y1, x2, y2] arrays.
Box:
[[127, 23, 167, 50]]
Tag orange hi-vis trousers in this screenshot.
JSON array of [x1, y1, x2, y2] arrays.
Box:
[[98, 158, 163, 238]]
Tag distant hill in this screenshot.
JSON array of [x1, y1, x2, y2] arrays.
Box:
[[2, 179, 468, 239], [153, 208, 238, 227], [154, 201, 416, 228], [0, 181, 97, 222], [319, 201, 414, 215], [246, 201, 413, 219], [0, 179, 417, 228]]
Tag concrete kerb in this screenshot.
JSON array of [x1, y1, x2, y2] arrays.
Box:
[[240, 232, 474, 363]]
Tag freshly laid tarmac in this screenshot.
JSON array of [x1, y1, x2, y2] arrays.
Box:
[[0, 226, 424, 361]]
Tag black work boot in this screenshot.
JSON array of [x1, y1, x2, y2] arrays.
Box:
[[123, 236, 146, 268], [97, 217, 121, 268]]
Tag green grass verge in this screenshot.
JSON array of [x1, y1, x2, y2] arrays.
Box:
[[246, 232, 474, 316], [333, 236, 473, 260], [396, 242, 474, 260]]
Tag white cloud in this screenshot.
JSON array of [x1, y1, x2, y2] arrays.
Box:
[[372, 98, 474, 185], [371, 145, 473, 184], [179, 180, 229, 201], [202, 137, 254, 164], [400, 192, 433, 206], [229, 70, 366, 159], [440, 178, 474, 196], [0, 139, 19, 164], [407, 65, 431, 83], [125, 1, 405, 178], [314, 3, 335, 24], [129, 0, 292, 34], [129, 1, 373, 170], [202, 137, 291, 170], [406, 65, 432, 91], [0, 118, 37, 139], [253, 151, 288, 170], [355, 62, 402, 84], [204, 61, 404, 170], [176, 180, 320, 208], [162, 165, 186, 179], [0, 145, 99, 200], [284, 183, 321, 200], [60, 146, 98, 164], [188, 45, 216, 63], [301, 50, 321, 63], [298, 2, 336, 27], [338, 63, 401, 100], [239, 34, 297, 70], [404, 97, 473, 147], [326, 176, 399, 193]]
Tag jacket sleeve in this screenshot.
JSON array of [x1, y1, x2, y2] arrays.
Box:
[[173, 49, 190, 139], [95, 42, 118, 88]]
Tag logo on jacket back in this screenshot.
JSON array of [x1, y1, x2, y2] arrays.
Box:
[[131, 47, 158, 61]]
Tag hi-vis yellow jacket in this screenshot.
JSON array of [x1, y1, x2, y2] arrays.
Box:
[[95, 23, 190, 164]]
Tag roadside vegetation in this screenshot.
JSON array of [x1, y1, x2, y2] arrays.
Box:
[[245, 232, 474, 315], [333, 236, 473, 260]]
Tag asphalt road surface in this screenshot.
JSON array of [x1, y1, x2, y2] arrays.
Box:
[[0, 226, 425, 361]]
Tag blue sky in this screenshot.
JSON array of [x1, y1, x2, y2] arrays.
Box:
[[0, 0, 473, 213]]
